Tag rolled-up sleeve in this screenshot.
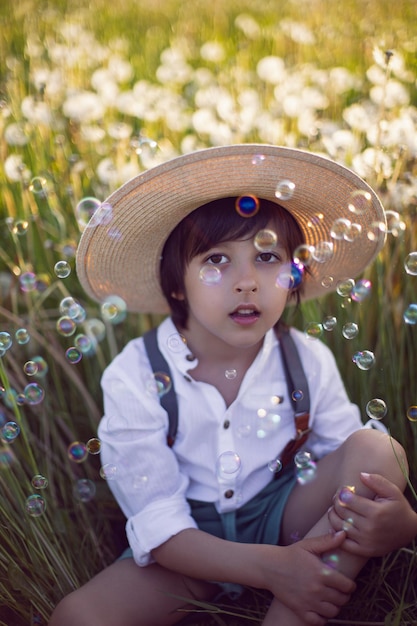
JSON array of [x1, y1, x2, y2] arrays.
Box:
[[98, 340, 198, 567]]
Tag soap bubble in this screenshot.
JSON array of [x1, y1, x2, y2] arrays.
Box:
[[336, 278, 355, 298], [25, 494, 46, 517], [293, 244, 315, 267], [86, 437, 101, 455], [292, 389, 304, 402], [294, 451, 311, 468], [84, 318, 106, 343], [366, 398, 387, 420], [276, 262, 304, 289], [24, 382, 45, 405], [321, 275, 334, 289], [404, 304, 417, 325], [167, 333, 187, 353], [89, 202, 113, 227], [216, 451, 241, 481], [67, 441, 88, 463], [199, 265, 222, 285], [352, 350, 375, 370], [342, 322, 359, 339], [15, 328, 30, 345], [145, 372, 172, 397], [54, 261, 71, 278], [74, 334, 93, 354], [31, 474, 48, 489], [99, 463, 118, 480], [275, 179, 295, 201], [404, 252, 417, 276], [344, 222, 362, 242], [294, 452, 317, 485], [23, 361, 38, 376], [0, 332, 12, 351], [385, 210, 405, 236], [351, 279, 372, 302], [32, 356, 48, 378], [406, 406, 417, 422], [312, 242, 334, 263], [29, 176, 47, 195], [367, 221, 386, 242], [56, 316, 77, 337], [330, 218, 352, 240], [235, 195, 260, 217], [304, 322, 323, 340], [101, 295, 127, 324], [2, 421, 20, 442], [254, 229, 277, 252], [73, 478, 96, 502], [19, 272, 37, 292], [251, 154, 266, 165], [65, 347, 82, 364], [75, 197, 101, 230], [59, 297, 82, 319], [348, 189, 372, 215], [322, 316, 337, 331], [268, 458, 283, 473]]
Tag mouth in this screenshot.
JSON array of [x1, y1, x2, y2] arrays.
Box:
[[229, 306, 261, 323]]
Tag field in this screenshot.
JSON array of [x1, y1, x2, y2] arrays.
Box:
[[0, 0, 416, 624]]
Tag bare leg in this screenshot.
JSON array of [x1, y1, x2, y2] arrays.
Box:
[[262, 429, 407, 625], [49, 557, 217, 626]]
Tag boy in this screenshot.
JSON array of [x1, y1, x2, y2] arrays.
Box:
[[50, 145, 417, 626]]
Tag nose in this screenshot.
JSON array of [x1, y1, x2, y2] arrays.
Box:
[[234, 264, 258, 293]]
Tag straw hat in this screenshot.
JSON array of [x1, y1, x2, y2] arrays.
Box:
[[76, 144, 386, 314]]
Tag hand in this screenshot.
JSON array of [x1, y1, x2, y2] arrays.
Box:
[[328, 472, 417, 558], [263, 531, 355, 624]]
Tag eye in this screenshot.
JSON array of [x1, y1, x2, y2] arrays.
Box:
[[257, 252, 281, 263], [206, 253, 228, 265]]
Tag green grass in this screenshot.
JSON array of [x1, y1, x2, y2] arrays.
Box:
[[0, 0, 416, 623]]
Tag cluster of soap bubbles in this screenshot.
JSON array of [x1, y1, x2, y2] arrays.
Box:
[[256, 404, 282, 439], [67, 438, 101, 463]]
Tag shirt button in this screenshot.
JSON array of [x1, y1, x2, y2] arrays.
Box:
[[223, 420, 230, 429], [224, 489, 234, 499]]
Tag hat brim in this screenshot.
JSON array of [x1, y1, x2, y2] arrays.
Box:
[[76, 144, 386, 314]]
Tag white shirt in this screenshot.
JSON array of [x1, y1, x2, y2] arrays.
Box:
[[98, 317, 362, 566]]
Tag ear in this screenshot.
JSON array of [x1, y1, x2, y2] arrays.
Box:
[[171, 290, 185, 301]]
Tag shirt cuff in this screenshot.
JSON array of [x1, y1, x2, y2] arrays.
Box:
[[126, 496, 199, 566]]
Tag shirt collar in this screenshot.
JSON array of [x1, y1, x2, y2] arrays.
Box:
[[157, 317, 278, 381]]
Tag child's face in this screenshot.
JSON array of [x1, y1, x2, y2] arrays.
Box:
[[177, 225, 291, 351]]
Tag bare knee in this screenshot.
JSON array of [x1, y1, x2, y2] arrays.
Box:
[[343, 428, 408, 488]]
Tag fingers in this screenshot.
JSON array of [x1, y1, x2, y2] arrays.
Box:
[[360, 471, 403, 500], [304, 530, 347, 554], [332, 485, 372, 519]]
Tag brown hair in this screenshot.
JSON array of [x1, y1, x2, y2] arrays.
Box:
[[160, 197, 305, 328]]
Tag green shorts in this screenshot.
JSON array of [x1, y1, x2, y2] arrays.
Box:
[[118, 467, 297, 598], [188, 466, 297, 545]]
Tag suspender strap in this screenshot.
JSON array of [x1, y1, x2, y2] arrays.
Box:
[[143, 327, 178, 447], [275, 326, 311, 472]]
